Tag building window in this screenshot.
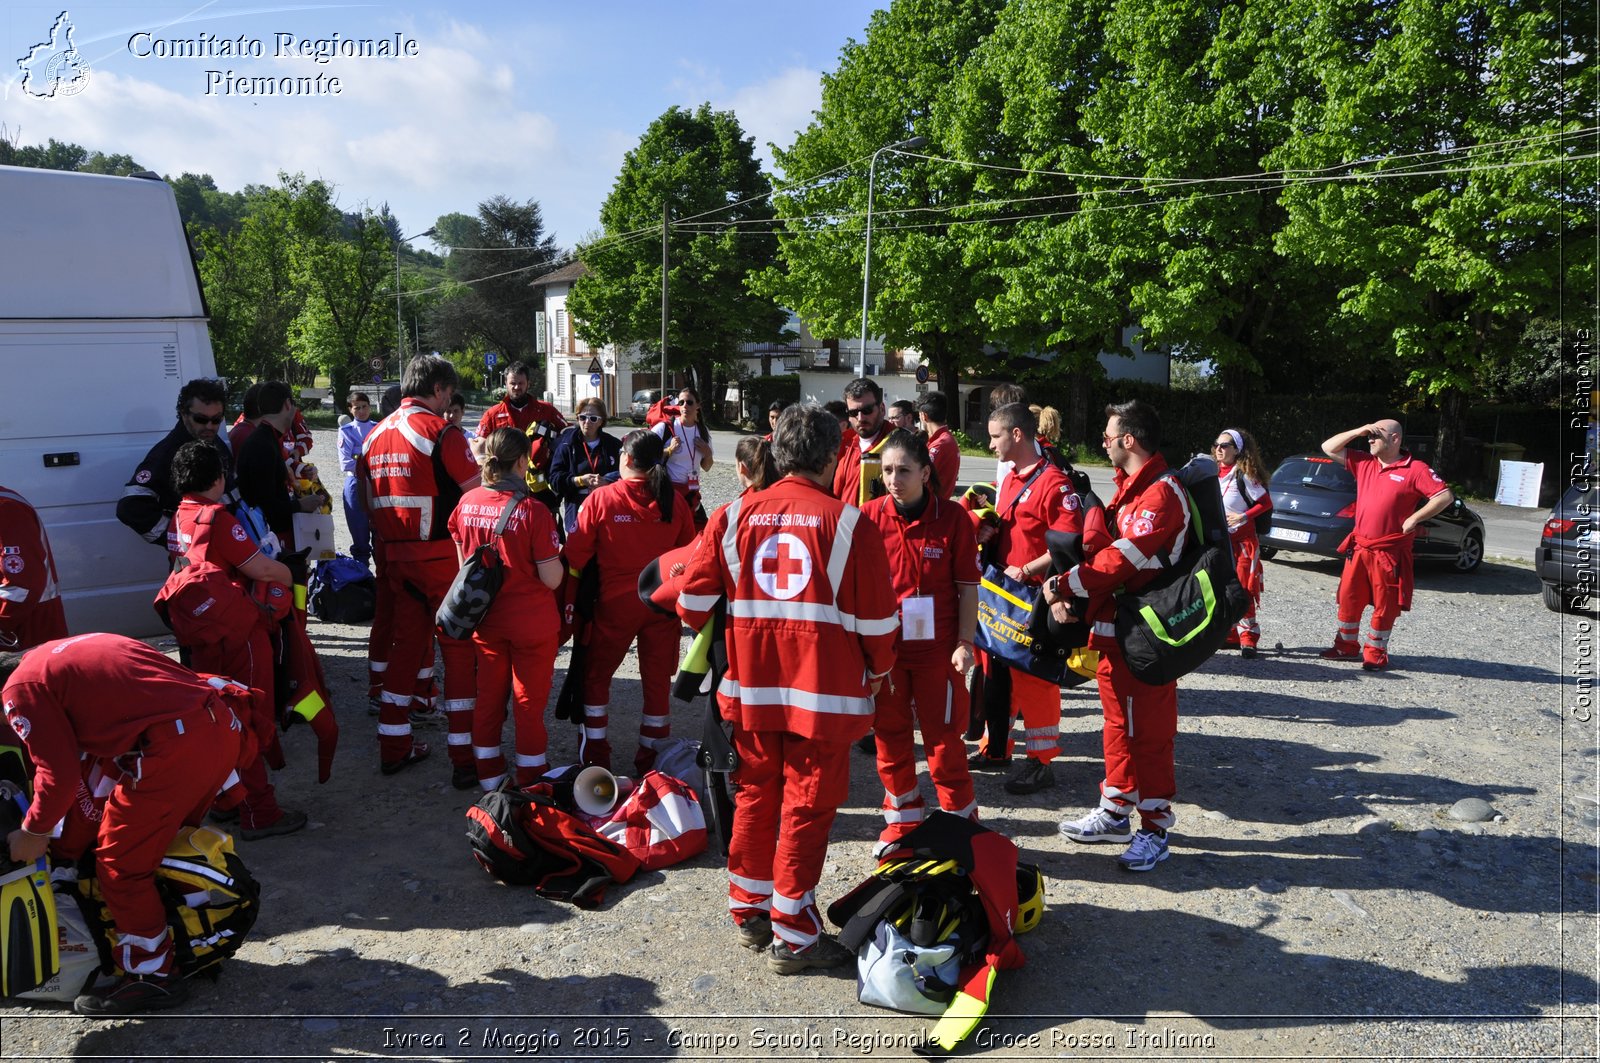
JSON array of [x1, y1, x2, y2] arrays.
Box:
[[557, 368, 568, 400], [554, 308, 567, 353]]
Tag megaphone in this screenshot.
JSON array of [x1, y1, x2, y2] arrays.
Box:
[[557, 765, 623, 817]]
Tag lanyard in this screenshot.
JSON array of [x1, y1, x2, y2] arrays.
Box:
[[583, 439, 601, 474], [998, 462, 1047, 523]]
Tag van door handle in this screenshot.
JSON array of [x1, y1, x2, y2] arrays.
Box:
[[43, 453, 80, 468]]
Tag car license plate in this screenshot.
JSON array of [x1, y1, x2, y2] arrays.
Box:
[[1274, 529, 1313, 544]]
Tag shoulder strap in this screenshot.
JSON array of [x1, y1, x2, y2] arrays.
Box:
[[490, 488, 527, 539], [1233, 466, 1261, 508]]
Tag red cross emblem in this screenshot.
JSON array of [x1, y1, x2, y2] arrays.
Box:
[[753, 532, 813, 601]]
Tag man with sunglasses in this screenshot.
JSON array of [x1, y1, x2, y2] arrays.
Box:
[[833, 378, 893, 507], [118, 378, 239, 555]]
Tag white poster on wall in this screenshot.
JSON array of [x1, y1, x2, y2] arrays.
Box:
[[1494, 460, 1545, 508]]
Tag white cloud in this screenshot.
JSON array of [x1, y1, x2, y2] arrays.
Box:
[[718, 66, 821, 164]]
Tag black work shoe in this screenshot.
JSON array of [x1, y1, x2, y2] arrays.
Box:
[[854, 731, 877, 755], [1240, 645, 1258, 659], [1361, 660, 1387, 671], [769, 934, 852, 975], [736, 915, 773, 951], [451, 765, 480, 791], [1002, 758, 1056, 795], [207, 804, 239, 825], [967, 751, 1009, 772], [239, 808, 308, 841], [380, 741, 432, 776], [74, 974, 190, 1017]]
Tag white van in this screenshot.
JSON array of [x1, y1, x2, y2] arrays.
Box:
[[0, 165, 220, 636]]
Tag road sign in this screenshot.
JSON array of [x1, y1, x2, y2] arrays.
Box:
[[372, 372, 382, 384], [589, 373, 601, 387], [915, 365, 929, 385], [485, 351, 498, 370], [369, 356, 383, 371], [586, 357, 603, 375]]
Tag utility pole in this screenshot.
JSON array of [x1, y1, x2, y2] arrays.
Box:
[[660, 201, 669, 398]]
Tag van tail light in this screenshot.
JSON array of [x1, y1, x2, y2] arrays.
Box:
[[1336, 503, 1356, 519], [1544, 517, 1575, 539]]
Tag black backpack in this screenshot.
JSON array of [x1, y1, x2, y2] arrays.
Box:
[[1113, 456, 1249, 685], [436, 489, 523, 641], [307, 555, 376, 624]]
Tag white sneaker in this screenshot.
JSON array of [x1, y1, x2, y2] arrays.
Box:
[[1117, 829, 1170, 872], [1058, 807, 1132, 844]]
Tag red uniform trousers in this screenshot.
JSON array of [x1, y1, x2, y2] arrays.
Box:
[[377, 549, 476, 767], [471, 603, 559, 789], [976, 658, 1062, 763], [188, 625, 282, 830], [1231, 531, 1264, 647], [98, 700, 242, 977], [367, 538, 393, 699], [873, 656, 977, 845], [580, 593, 679, 773], [1094, 647, 1177, 832], [1332, 545, 1404, 666], [727, 729, 851, 950]]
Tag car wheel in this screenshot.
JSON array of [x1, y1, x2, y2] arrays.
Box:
[[1258, 546, 1277, 561], [1542, 583, 1568, 612], [1451, 530, 1483, 573]]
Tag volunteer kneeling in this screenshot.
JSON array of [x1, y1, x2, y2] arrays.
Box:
[[563, 430, 697, 774], [448, 429, 565, 789], [860, 429, 980, 854], [1, 634, 247, 1016]]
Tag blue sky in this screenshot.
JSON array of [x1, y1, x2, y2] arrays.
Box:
[[2, 1, 882, 248]]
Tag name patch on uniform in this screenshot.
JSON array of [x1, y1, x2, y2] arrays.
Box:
[[1389, 473, 1405, 482], [923, 545, 945, 559], [612, 514, 638, 523]]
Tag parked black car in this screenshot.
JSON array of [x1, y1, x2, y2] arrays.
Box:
[[1257, 453, 1484, 572], [1536, 481, 1598, 611], [630, 388, 662, 424]]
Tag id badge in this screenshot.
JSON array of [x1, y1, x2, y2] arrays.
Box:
[[901, 595, 935, 641]]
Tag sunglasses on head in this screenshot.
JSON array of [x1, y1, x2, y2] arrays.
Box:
[[849, 403, 879, 418], [189, 413, 224, 426]]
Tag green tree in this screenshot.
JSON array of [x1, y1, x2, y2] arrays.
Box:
[[429, 197, 561, 366], [568, 104, 787, 397], [289, 207, 396, 409], [757, 0, 1006, 399], [1271, 0, 1594, 473]]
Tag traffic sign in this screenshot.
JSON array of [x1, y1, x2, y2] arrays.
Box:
[[589, 373, 602, 387], [485, 351, 498, 370], [369, 356, 383, 371], [371, 372, 382, 384], [586, 357, 603, 375], [915, 365, 929, 385]]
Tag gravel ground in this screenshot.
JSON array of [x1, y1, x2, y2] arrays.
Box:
[[2, 423, 1595, 1061]]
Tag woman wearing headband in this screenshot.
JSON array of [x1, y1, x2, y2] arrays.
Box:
[[1213, 428, 1273, 657]]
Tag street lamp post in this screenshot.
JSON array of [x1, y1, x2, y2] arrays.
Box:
[[858, 136, 927, 377], [395, 225, 437, 383]]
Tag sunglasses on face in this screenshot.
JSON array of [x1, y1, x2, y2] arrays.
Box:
[[577, 414, 602, 423], [849, 403, 879, 418], [189, 413, 224, 426], [1213, 441, 1235, 450], [1102, 432, 1127, 444]]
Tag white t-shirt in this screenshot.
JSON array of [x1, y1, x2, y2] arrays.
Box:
[[651, 418, 709, 488]]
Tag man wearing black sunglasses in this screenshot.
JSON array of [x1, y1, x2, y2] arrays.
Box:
[[833, 378, 892, 507], [118, 378, 239, 555]]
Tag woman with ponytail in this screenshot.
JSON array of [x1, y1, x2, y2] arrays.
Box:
[[448, 428, 566, 790], [860, 429, 981, 853], [563, 429, 697, 772], [1213, 427, 1273, 657]]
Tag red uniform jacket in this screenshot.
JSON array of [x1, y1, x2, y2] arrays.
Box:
[[1063, 454, 1190, 651], [2, 634, 230, 834], [362, 399, 480, 560], [924, 424, 962, 500], [564, 478, 696, 604], [677, 476, 898, 740], [170, 495, 262, 570], [448, 486, 563, 628], [478, 398, 567, 466], [834, 425, 891, 506], [861, 494, 979, 667], [0, 486, 68, 650], [994, 460, 1083, 575]]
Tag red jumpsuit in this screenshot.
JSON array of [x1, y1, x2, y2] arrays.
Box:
[[1063, 455, 1190, 831], [924, 424, 962, 501], [2, 634, 245, 978], [1330, 450, 1448, 667], [833, 425, 891, 507], [363, 399, 481, 768], [678, 476, 898, 950], [564, 478, 696, 773], [0, 486, 69, 650], [982, 460, 1083, 764], [1218, 465, 1272, 649], [862, 494, 980, 846], [449, 487, 562, 788], [170, 496, 285, 831]]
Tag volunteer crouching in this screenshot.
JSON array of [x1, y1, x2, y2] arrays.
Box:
[[677, 403, 898, 974], [1, 634, 250, 1016]]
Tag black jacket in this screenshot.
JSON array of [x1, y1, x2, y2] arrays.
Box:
[[117, 422, 237, 548], [548, 426, 621, 533]]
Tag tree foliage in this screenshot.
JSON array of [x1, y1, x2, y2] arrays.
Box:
[[568, 103, 787, 396], [429, 197, 561, 365]]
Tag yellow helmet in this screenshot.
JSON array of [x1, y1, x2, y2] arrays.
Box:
[[1014, 863, 1045, 934]]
